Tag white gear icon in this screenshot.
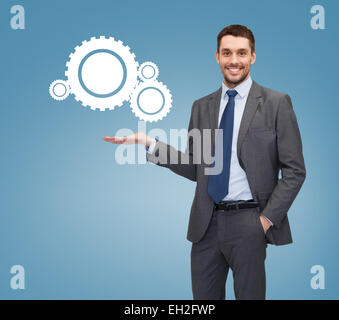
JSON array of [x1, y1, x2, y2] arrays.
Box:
[[129, 80, 172, 122], [65, 36, 139, 111], [49, 79, 70, 101], [138, 61, 159, 82]]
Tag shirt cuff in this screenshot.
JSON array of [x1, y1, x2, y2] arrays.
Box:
[[145, 138, 157, 154]]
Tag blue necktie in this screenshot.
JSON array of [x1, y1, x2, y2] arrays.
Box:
[[207, 89, 238, 203]]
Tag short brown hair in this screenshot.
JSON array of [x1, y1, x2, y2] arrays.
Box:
[[217, 24, 255, 53]]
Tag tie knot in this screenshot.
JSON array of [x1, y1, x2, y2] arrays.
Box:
[[226, 89, 238, 98]]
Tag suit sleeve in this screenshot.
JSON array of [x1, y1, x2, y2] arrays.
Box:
[[260, 94, 306, 228], [146, 101, 197, 182]]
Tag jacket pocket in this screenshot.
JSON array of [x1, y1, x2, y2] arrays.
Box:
[[255, 213, 266, 238]]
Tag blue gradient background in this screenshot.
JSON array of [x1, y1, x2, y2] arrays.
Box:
[[1, 0, 338, 299]]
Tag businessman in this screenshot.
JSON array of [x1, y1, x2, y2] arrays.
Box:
[[103, 24, 306, 300]]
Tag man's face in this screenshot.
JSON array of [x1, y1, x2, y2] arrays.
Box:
[[216, 35, 256, 88]]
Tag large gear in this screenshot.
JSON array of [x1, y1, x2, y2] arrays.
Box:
[[129, 80, 172, 122], [65, 36, 139, 111]]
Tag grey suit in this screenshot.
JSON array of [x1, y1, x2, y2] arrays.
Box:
[[146, 80, 306, 245], [146, 80, 306, 299]]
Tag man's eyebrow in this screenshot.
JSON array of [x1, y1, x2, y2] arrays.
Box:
[[221, 48, 248, 52]]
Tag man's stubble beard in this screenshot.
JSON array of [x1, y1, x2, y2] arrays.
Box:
[[223, 69, 250, 87]]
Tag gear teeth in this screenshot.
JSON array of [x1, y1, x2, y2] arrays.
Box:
[[138, 61, 159, 82], [129, 79, 172, 122], [60, 36, 140, 112], [49, 79, 70, 101]]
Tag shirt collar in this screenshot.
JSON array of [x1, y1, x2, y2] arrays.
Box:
[[221, 75, 253, 100]]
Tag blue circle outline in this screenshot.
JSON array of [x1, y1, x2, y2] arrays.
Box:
[[53, 83, 67, 97], [141, 65, 155, 79], [137, 87, 165, 115], [78, 49, 127, 98]]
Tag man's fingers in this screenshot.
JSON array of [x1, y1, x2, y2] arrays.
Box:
[[102, 136, 127, 144]]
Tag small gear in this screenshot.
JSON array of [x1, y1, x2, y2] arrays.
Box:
[[65, 36, 139, 111], [138, 61, 159, 82], [130, 80, 172, 122], [49, 80, 70, 101]]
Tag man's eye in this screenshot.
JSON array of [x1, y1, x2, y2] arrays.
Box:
[[223, 52, 230, 56], [239, 52, 246, 56]]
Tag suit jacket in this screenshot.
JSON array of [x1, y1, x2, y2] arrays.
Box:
[[146, 80, 306, 245]]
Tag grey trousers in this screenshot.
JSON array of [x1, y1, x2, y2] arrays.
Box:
[[190, 207, 268, 300]]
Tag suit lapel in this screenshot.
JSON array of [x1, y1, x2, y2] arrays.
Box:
[[208, 87, 222, 153], [236, 81, 262, 161], [208, 80, 262, 162], [208, 87, 222, 131]]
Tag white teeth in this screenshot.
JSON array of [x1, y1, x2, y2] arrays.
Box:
[[229, 68, 240, 72]]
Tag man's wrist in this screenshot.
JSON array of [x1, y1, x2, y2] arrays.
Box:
[[145, 136, 153, 147], [145, 137, 157, 153], [145, 136, 157, 148]]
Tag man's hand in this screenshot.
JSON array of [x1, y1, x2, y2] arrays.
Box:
[[102, 132, 152, 147], [259, 216, 272, 234]]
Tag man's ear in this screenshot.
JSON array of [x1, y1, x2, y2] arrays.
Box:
[[216, 50, 220, 64], [251, 50, 256, 65]]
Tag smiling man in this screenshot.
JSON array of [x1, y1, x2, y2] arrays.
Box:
[[103, 24, 306, 300], [218, 33, 254, 85]]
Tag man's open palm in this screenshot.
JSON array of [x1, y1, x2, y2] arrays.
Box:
[[102, 132, 148, 146]]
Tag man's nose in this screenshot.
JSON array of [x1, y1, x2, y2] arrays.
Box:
[[229, 53, 239, 65]]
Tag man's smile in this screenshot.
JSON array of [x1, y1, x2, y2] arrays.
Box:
[[226, 66, 243, 75]]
